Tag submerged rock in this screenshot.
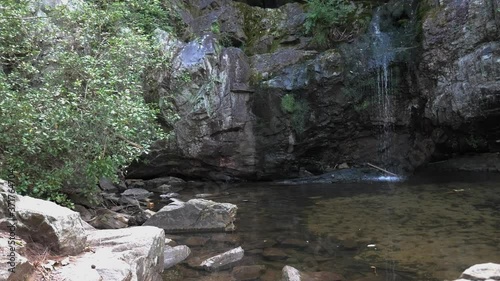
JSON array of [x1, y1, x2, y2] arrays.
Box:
[[144, 199, 237, 233], [232, 265, 266, 280]]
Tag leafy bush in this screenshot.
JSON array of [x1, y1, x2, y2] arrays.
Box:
[[304, 0, 369, 47], [0, 0, 171, 206]]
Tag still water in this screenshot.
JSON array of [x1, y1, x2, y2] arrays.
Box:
[[162, 172, 500, 281]]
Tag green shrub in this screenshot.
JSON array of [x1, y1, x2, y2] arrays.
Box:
[[0, 0, 170, 207], [304, 0, 369, 48]]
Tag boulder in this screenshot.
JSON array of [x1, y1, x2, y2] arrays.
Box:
[[143, 199, 237, 233], [0, 194, 88, 255], [164, 245, 191, 269], [200, 246, 244, 272], [98, 177, 118, 193], [52, 226, 165, 281], [121, 188, 153, 200]]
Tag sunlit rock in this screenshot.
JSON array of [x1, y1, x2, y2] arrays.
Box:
[[144, 199, 237, 233], [200, 246, 244, 272]]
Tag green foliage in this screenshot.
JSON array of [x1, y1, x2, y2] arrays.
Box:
[[0, 0, 169, 207], [280, 94, 309, 134], [281, 94, 296, 113], [211, 21, 221, 34], [304, 0, 369, 48], [88, 0, 185, 36]]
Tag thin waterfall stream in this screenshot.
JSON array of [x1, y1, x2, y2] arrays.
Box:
[[370, 8, 399, 180]]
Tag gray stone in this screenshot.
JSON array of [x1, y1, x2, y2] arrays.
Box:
[[88, 208, 130, 229], [74, 204, 93, 222], [121, 188, 153, 200], [144, 199, 237, 233], [146, 176, 186, 189], [164, 245, 191, 269], [200, 246, 244, 272], [99, 177, 118, 193], [0, 195, 88, 255], [52, 226, 165, 281]]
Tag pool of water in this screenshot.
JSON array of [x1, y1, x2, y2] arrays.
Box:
[[161, 172, 500, 281]]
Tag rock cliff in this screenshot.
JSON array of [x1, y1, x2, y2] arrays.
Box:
[[127, 0, 500, 180]]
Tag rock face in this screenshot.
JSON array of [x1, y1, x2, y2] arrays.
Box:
[[417, 0, 500, 160], [143, 199, 237, 233], [127, 0, 500, 180], [52, 226, 165, 281]]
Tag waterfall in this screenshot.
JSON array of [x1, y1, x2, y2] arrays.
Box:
[[370, 8, 396, 171]]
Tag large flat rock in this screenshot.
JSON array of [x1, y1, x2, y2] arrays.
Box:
[[144, 199, 237, 233], [52, 226, 165, 281]]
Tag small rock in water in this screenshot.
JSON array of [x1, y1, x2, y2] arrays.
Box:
[[164, 245, 191, 269], [200, 246, 245, 272]]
